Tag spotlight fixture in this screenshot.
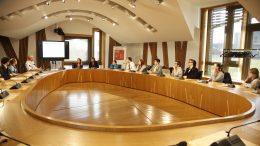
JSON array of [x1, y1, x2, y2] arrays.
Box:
[[44, 15, 48, 19], [46, 0, 51, 5], [69, 17, 73, 21], [62, 0, 65, 3], [156, 0, 164, 5], [112, 22, 116, 26], [129, 0, 136, 9]]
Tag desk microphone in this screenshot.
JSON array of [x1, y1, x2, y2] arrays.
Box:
[[0, 89, 9, 99], [6, 79, 22, 90], [210, 119, 260, 146], [20, 75, 31, 83], [170, 141, 187, 146], [28, 72, 36, 79], [0, 132, 30, 146]]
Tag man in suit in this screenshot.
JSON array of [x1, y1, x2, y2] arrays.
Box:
[[0, 57, 11, 80], [183, 59, 199, 79], [149, 58, 162, 74]]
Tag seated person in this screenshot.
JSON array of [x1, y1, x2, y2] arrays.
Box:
[[25, 55, 40, 71], [125, 57, 136, 71], [109, 60, 119, 69], [243, 68, 260, 90], [149, 58, 162, 74], [136, 59, 146, 72], [72, 58, 83, 69], [0, 57, 12, 80], [209, 63, 224, 82], [183, 59, 199, 79], [8, 58, 18, 74], [89, 57, 99, 69], [172, 61, 183, 77]]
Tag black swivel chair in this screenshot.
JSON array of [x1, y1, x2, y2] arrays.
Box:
[[197, 71, 203, 80], [223, 72, 233, 84]]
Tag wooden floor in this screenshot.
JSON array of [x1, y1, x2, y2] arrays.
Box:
[[36, 83, 217, 126]]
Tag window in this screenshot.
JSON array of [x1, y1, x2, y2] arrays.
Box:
[[94, 31, 101, 61], [203, 4, 245, 81], [65, 38, 90, 62], [250, 31, 260, 69]]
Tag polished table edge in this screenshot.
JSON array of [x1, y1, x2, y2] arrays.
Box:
[[17, 69, 256, 132]]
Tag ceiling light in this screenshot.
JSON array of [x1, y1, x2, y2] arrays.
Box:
[[69, 17, 73, 21], [129, 0, 136, 9], [156, 0, 164, 5], [46, 1, 51, 5], [44, 15, 48, 19], [87, 19, 90, 22], [77, 0, 80, 2], [112, 22, 116, 26], [111, 5, 118, 9], [62, 0, 65, 3]]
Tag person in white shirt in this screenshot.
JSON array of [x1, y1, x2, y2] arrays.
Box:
[[172, 61, 183, 77], [209, 63, 224, 82], [125, 57, 136, 71], [243, 68, 260, 90], [25, 56, 39, 71]]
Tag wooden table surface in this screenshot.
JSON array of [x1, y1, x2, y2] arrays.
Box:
[[0, 69, 259, 146]]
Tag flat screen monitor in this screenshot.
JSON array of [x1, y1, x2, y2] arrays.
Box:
[[42, 41, 69, 59]]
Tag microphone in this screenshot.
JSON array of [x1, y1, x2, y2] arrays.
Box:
[[210, 120, 260, 146], [6, 79, 22, 90], [227, 84, 236, 88], [226, 120, 260, 137], [20, 75, 31, 83], [197, 80, 209, 84], [0, 132, 30, 146], [0, 89, 9, 99], [170, 141, 187, 146], [28, 71, 36, 79]]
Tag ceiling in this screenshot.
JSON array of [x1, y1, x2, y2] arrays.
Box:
[[0, 0, 241, 43]]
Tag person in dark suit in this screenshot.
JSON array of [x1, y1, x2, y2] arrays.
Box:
[[89, 57, 99, 69], [183, 59, 199, 79], [72, 58, 83, 69], [0, 57, 12, 80]]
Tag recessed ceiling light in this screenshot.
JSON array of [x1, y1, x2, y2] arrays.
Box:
[[62, 0, 65, 3], [112, 22, 116, 26], [69, 17, 73, 21], [44, 15, 48, 19]]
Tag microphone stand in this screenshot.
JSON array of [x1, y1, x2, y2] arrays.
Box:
[[0, 132, 30, 146], [5, 79, 22, 90], [226, 119, 260, 137], [19, 75, 31, 83]]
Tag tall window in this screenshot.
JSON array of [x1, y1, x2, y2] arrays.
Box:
[[204, 4, 245, 81], [64, 37, 91, 62], [94, 30, 101, 62]]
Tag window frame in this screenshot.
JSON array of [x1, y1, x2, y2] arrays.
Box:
[[63, 34, 92, 65], [201, 3, 248, 81]]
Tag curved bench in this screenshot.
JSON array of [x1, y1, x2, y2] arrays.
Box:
[[21, 69, 255, 131]]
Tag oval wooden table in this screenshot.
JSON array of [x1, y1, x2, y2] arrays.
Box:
[[20, 69, 255, 132]]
